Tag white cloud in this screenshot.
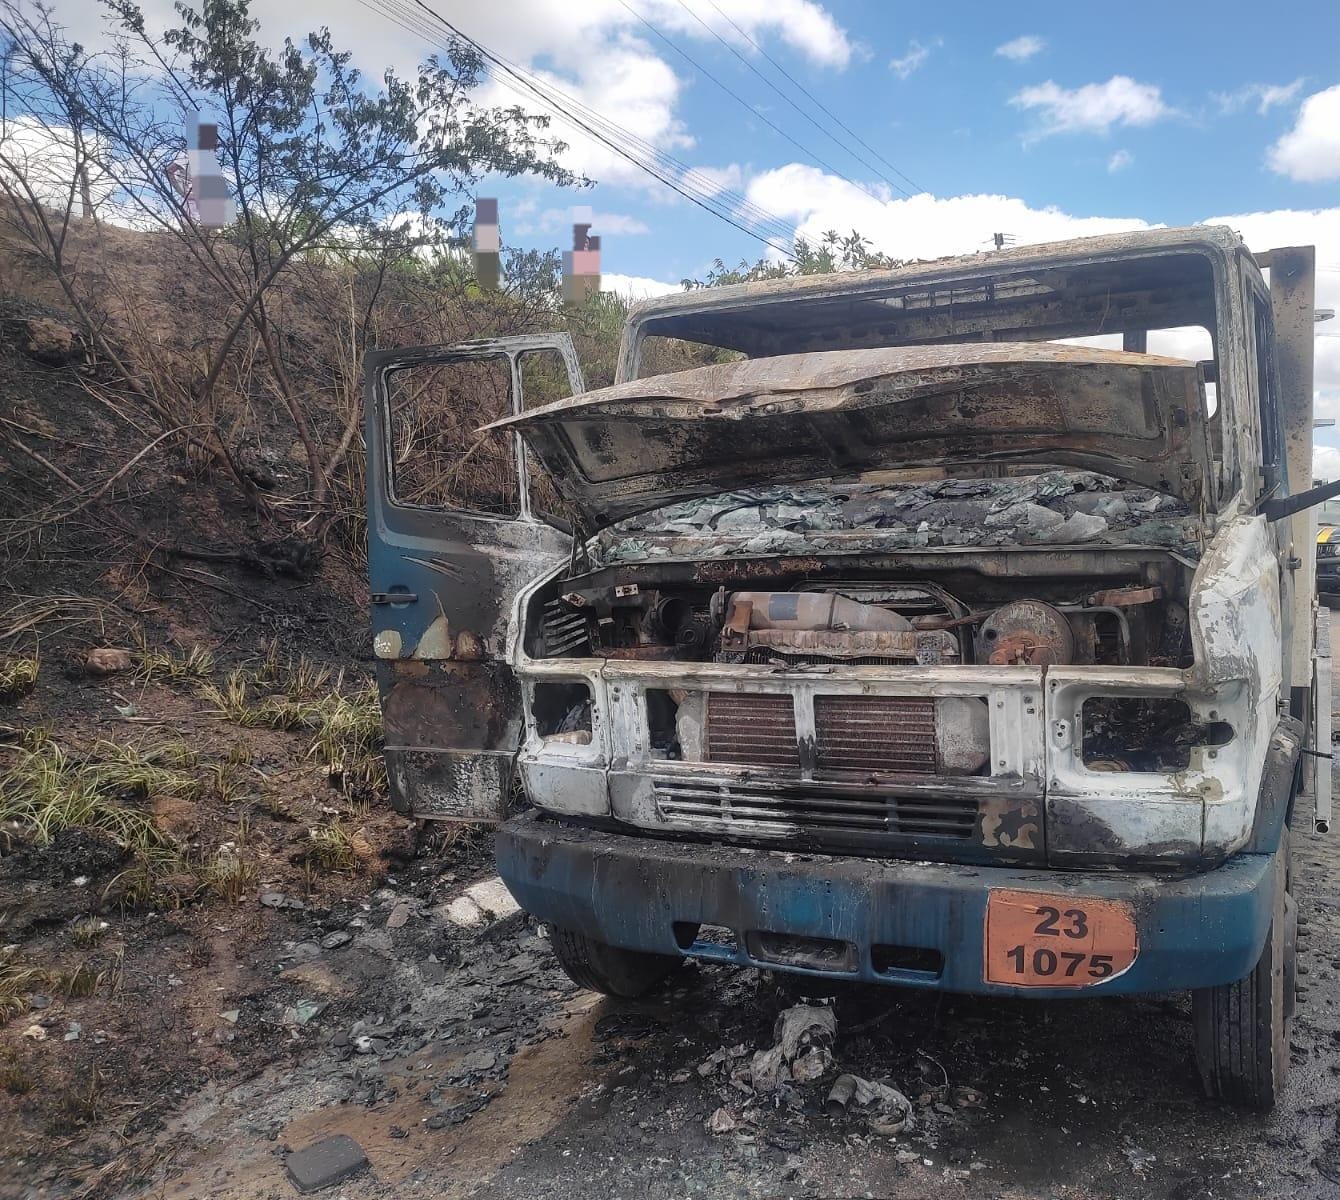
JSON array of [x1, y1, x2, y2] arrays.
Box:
[[1010, 76, 1171, 140], [1268, 85, 1340, 183], [1107, 149, 1134, 173], [1213, 79, 1305, 116], [1315, 445, 1340, 482], [745, 165, 1156, 263], [995, 35, 1044, 62], [602, 271, 682, 299], [889, 39, 938, 80], [38, 0, 855, 193]]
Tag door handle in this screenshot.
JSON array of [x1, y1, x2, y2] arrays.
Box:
[[371, 592, 418, 605]]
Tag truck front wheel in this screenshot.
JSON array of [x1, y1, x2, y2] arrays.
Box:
[[550, 926, 682, 998], [1191, 835, 1294, 1111]]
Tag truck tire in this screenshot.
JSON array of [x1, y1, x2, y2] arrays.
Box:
[[550, 926, 681, 998], [1192, 835, 1293, 1111]]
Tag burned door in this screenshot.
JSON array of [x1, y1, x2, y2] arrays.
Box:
[[365, 336, 583, 819]]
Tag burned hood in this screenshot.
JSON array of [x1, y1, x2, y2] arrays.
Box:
[[485, 342, 1211, 528]]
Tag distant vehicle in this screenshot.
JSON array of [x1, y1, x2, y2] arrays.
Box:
[[1318, 498, 1340, 596]]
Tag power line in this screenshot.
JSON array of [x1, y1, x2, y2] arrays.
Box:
[[700, 0, 926, 196], [612, 0, 892, 207], [371, 0, 798, 247], [364, 0, 800, 256], [672, 0, 915, 200]]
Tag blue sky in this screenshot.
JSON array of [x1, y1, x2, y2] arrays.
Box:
[[466, 0, 1340, 285]]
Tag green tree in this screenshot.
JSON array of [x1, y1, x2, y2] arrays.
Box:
[[683, 229, 901, 288]]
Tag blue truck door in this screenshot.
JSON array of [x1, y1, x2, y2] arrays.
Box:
[[364, 336, 584, 820]]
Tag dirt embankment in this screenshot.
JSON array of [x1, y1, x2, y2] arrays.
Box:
[[0, 229, 487, 1197]]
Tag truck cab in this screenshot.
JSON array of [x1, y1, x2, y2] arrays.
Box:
[[365, 226, 1328, 1109]]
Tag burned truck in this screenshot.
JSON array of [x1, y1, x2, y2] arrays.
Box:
[[366, 227, 1331, 1109]]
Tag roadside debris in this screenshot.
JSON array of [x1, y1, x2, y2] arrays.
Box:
[[826, 1073, 913, 1134], [284, 1133, 369, 1194], [750, 1003, 836, 1094], [706, 1106, 738, 1135]]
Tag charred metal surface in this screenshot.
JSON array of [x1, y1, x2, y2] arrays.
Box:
[[490, 345, 1212, 526], [1244, 717, 1304, 854], [615, 227, 1233, 378], [378, 659, 523, 820], [497, 810, 1275, 994], [592, 475, 1202, 568]]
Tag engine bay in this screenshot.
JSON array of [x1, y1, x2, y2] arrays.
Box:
[[530, 573, 1191, 671]]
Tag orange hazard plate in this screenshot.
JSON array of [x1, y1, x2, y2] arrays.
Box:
[[984, 889, 1139, 987]]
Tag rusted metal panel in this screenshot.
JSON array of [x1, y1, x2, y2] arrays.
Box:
[[813, 696, 937, 773], [487, 343, 1211, 526], [704, 693, 799, 768]]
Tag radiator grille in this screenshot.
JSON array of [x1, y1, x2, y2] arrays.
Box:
[[654, 780, 977, 840], [704, 693, 799, 768], [814, 696, 938, 774]]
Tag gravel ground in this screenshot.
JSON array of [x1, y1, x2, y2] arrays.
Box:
[[127, 672, 1340, 1200]]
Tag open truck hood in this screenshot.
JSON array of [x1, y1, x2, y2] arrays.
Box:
[[485, 342, 1210, 529]]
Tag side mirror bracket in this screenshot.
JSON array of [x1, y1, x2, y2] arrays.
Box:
[[1263, 477, 1340, 522]]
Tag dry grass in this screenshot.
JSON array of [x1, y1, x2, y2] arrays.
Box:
[[0, 734, 168, 852], [306, 821, 358, 872], [0, 964, 50, 1021], [200, 843, 256, 903], [132, 642, 215, 683], [202, 658, 384, 798], [0, 652, 39, 701]]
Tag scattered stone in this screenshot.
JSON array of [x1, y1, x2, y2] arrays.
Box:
[[386, 902, 411, 929], [220, 1009, 240, 1024], [1124, 1145, 1156, 1173], [259, 892, 287, 908], [22, 317, 78, 365], [953, 1086, 984, 1108], [320, 930, 353, 951], [63, 1021, 81, 1042], [669, 1069, 691, 1084], [441, 877, 521, 931], [284, 1134, 369, 1194], [85, 647, 132, 675], [706, 1107, 738, 1135], [450, 1048, 497, 1076], [22, 1024, 46, 1041], [28, 994, 50, 1010]]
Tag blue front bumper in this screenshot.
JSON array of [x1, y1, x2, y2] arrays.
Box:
[[497, 812, 1276, 997]]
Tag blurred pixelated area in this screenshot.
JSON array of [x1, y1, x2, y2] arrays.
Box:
[[164, 117, 236, 229], [473, 196, 501, 289], [473, 199, 603, 300], [562, 204, 601, 303]]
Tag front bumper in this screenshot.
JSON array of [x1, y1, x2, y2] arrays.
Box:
[[497, 811, 1275, 997]]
